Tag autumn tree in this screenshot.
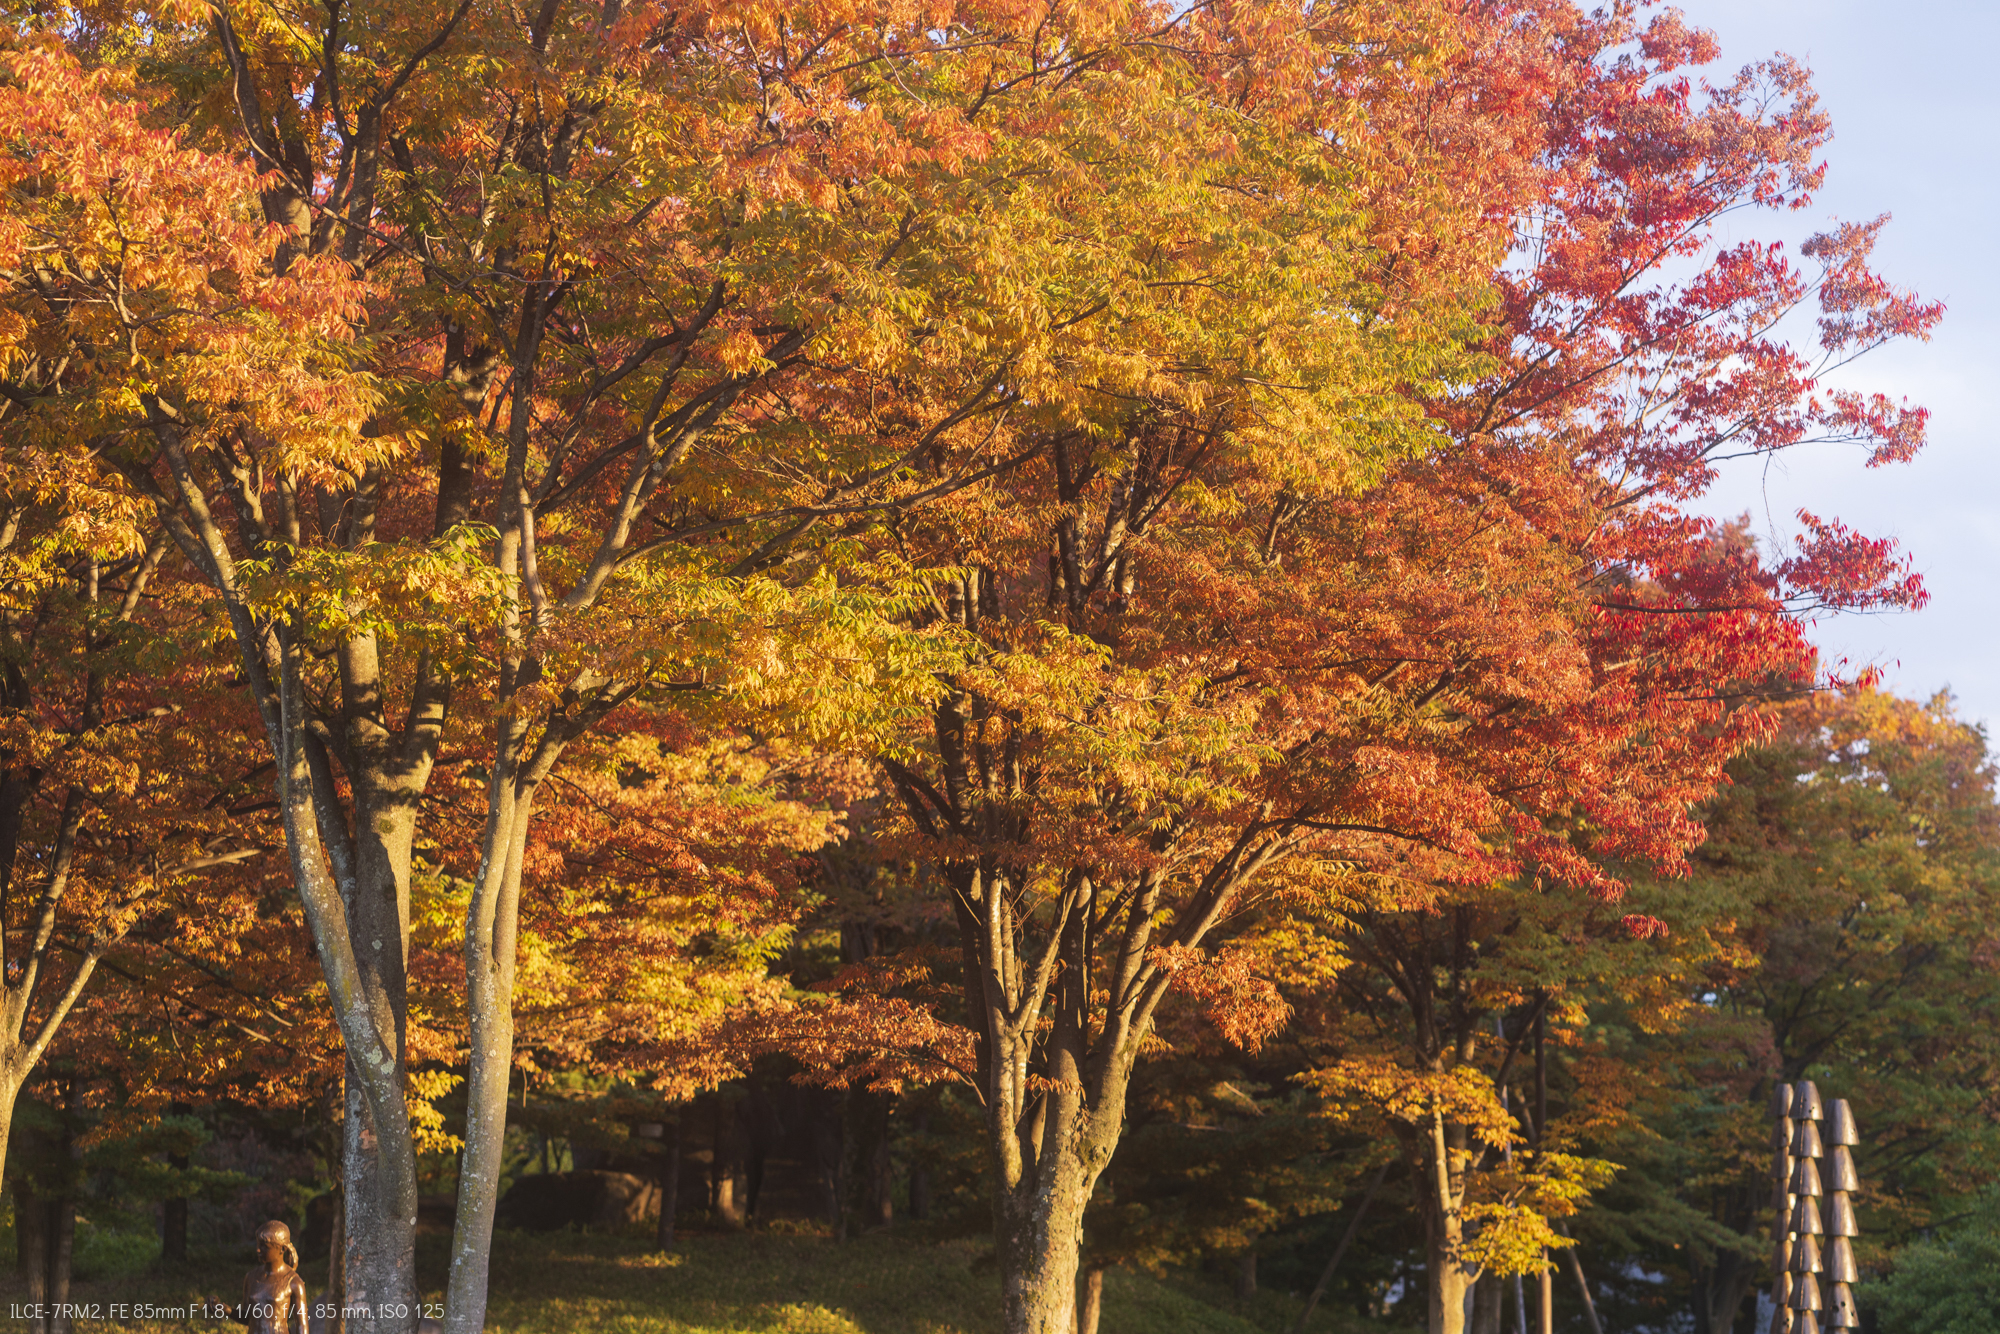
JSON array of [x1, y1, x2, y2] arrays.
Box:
[[1268, 1, 1941, 1327], [0, 72, 278, 1222], [1587, 688, 2000, 1332], [761, 6, 1940, 1334], [5, 7, 1945, 1334], [3, 0, 1452, 1327], [0, 499, 269, 1320]]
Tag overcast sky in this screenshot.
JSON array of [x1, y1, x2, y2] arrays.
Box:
[[1650, 0, 1998, 731]]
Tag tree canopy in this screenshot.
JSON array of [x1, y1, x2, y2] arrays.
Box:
[[0, 1, 1967, 1333]]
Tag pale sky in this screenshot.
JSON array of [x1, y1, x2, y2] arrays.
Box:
[[1661, 0, 1999, 732]]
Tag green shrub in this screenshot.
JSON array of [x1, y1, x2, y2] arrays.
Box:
[[70, 1221, 161, 1283], [1868, 1195, 2000, 1334]]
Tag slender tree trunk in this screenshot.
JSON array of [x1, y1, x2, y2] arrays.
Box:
[[18, 1180, 42, 1287], [20, 1189, 77, 1334], [1697, 1250, 1759, 1334], [1076, 1267, 1104, 1334], [43, 1197, 73, 1334], [811, 1086, 842, 1225], [0, 1091, 14, 1231], [1471, 1274, 1502, 1334], [1235, 1251, 1257, 1300], [1564, 1243, 1603, 1334], [655, 1118, 680, 1251], [714, 1094, 745, 1229], [846, 1089, 893, 1232], [1428, 1206, 1473, 1334], [1534, 1010, 1552, 1334], [1291, 1164, 1389, 1334], [447, 938, 513, 1334], [16, 1145, 77, 1334], [445, 829, 517, 1334], [161, 1190, 187, 1267], [908, 1110, 932, 1221], [446, 733, 559, 1334], [328, 1188, 347, 1334], [1427, 1109, 1473, 1334]]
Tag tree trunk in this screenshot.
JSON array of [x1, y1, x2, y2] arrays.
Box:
[[161, 1190, 187, 1268], [0, 1091, 14, 1237], [1076, 1266, 1104, 1334], [1696, 1249, 1760, 1334], [997, 1155, 1092, 1334], [155, 488, 427, 1334], [328, 1190, 347, 1334], [12, 1087, 78, 1334], [44, 1197, 73, 1334], [1428, 1205, 1473, 1334], [810, 1086, 842, 1226], [444, 879, 517, 1334], [907, 1109, 932, 1221], [1564, 1244, 1604, 1334], [18, 1184, 76, 1334], [335, 790, 421, 1334], [846, 1088, 893, 1233], [1235, 1250, 1257, 1300], [713, 1094, 745, 1229], [1533, 1012, 1552, 1334], [1290, 1162, 1388, 1334], [1426, 1109, 1474, 1334], [963, 859, 1224, 1333], [342, 1058, 417, 1334], [655, 1118, 680, 1250], [1471, 1274, 1502, 1334], [17, 1181, 41, 1285], [446, 755, 558, 1334], [162, 1103, 189, 1267], [984, 897, 1132, 1334]]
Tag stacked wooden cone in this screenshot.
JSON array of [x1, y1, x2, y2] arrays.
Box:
[[1770, 1081, 1861, 1333]]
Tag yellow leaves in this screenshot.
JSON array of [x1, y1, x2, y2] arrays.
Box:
[[1458, 1203, 1575, 1277], [1460, 1152, 1621, 1277], [1253, 917, 1353, 992], [714, 323, 772, 376], [237, 527, 512, 673], [947, 616, 1270, 820], [408, 1069, 466, 1154], [1308, 1055, 1521, 1150]]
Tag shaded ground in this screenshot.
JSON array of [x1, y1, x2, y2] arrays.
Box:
[[0, 1229, 1395, 1333]]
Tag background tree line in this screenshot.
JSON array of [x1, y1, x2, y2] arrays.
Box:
[[0, 0, 1984, 1332]]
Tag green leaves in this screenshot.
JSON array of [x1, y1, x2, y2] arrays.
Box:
[[1866, 1189, 2000, 1334]]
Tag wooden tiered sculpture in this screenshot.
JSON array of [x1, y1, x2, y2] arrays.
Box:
[[1770, 1082, 1860, 1334]]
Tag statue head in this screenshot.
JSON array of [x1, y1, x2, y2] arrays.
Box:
[[256, 1220, 299, 1270]]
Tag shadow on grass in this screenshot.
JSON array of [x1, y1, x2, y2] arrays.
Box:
[[478, 1230, 1002, 1334], [0, 1228, 1390, 1333]]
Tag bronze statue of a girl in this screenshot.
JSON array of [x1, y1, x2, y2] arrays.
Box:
[[236, 1221, 309, 1334]]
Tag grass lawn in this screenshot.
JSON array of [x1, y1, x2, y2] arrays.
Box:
[[0, 1228, 1396, 1333], [472, 1230, 1395, 1334]]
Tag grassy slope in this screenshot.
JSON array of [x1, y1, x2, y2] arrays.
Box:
[[0, 1228, 1394, 1333], [473, 1230, 1380, 1334]]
